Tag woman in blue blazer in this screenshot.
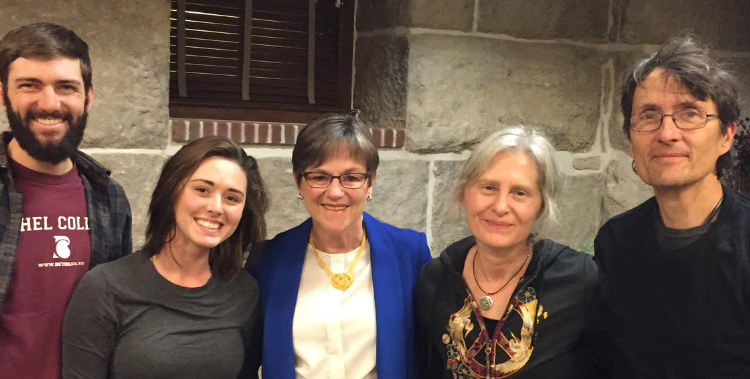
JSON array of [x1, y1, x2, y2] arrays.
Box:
[[251, 113, 431, 379]]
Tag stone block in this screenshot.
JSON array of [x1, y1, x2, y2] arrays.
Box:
[[410, 0, 474, 31], [539, 173, 604, 252], [0, 0, 170, 149], [430, 160, 471, 256], [608, 48, 651, 152], [602, 154, 653, 223], [258, 157, 429, 239], [478, 0, 609, 42], [354, 34, 409, 130], [367, 159, 429, 232], [87, 152, 166, 248], [256, 158, 309, 239], [406, 34, 607, 153], [613, 0, 750, 52], [572, 156, 601, 171], [356, 0, 409, 32]]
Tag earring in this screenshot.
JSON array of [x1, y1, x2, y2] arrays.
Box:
[[631, 160, 637, 173], [297, 194, 303, 200], [367, 194, 372, 202]]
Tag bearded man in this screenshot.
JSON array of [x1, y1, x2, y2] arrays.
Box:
[[0, 23, 131, 379]]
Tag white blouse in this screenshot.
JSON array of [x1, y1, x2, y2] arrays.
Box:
[[292, 242, 377, 379]]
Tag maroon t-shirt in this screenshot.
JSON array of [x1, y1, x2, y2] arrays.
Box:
[[0, 159, 91, 379]]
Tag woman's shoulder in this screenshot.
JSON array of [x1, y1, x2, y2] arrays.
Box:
[[534, 239, 598, 285], [537, 239, 592, 260], [363, 212, 426, 241], [419, 236, 472, 277], [84, 251, 147, 282], [226, 270, 259, 294], [263, 218, 312, 249], [418, 254, 450, 281], [216, 272, 260, 314], [414, 240, 471, 301], [70, 251, 147, 308], [365, 214, 431, 265]]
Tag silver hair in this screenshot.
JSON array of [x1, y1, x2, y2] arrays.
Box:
[[452, 125, 559, 237]]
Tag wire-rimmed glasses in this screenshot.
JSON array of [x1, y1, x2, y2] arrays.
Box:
[[630, 108, 718, 133]]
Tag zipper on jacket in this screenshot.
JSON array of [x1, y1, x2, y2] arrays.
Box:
[[486, 344, 492, 378]]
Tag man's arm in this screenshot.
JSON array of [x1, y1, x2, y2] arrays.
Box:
[[109, 179, 132, 260]]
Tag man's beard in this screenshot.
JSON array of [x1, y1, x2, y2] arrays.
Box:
[[3, 91, 87, 165]]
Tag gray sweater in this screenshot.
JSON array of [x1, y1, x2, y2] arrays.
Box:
[[62, 250, 260, 379]]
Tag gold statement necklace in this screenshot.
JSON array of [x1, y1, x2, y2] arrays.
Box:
[[309, 231, 367, 291]]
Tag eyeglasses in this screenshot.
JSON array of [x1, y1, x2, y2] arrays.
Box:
[[630, 108, 718, 133], [302, 172, 370, 189]]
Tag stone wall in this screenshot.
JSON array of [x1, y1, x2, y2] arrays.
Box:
[[356, 0, 750, 255], [0, 0, 171, 246], [1, 0, 749, 255]]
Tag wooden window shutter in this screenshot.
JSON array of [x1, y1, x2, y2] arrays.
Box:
[[169, 0, 354, 123]]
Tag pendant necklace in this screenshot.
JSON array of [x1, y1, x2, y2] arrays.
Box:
[[472, 247, 530, 311], [310, 231, 366, 291]]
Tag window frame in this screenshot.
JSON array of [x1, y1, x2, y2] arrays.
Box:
[[169, 0, 354, 123]]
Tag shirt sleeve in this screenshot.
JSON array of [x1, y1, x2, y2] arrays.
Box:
[[418, 233, 432, 264], [237, 280, 262, 379], [62, 269, 117, 379], [414, 262, 442, 379], [112, 180, 132, 260]]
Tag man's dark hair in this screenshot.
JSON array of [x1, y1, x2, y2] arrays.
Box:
[[143, 136, 269, 280], [0, 22, 92, 91], [621, 34, 740, 177]]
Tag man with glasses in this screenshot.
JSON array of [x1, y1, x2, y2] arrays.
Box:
[[589, 35, 749, 377]]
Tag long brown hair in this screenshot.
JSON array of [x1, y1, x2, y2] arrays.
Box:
[[143, 136, 269, 280]]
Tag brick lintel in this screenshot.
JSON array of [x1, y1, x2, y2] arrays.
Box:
[[170, 118, 405, 148]]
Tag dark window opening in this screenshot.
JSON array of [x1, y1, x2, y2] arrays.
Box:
[[169, 0, 354, 123]]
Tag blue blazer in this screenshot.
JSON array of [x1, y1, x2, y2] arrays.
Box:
[[251, 212, 431, 378]]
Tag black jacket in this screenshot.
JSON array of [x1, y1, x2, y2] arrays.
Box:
[[415, 236, 598, 378]]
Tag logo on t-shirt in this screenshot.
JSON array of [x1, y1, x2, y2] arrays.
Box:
[[20, 216, 89, 232], [53, 236, 71, 259], [18, 216, 89, 268]]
